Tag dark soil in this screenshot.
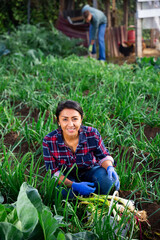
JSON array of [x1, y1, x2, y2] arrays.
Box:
[[2, 102, 160, 239], [119, 190, 160, 240]]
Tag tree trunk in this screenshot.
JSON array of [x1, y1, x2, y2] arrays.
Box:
[[112, 0, 116, 27], [105, 0, 111, 28], [112, 0, 116, 10]]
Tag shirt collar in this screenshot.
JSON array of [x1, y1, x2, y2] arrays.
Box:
[[57, 128, 65, 147]]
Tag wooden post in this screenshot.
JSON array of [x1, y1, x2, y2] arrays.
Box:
[[135, 0, 160, 57], [104, 0, 111, 57], [136, 1, 142, 57]]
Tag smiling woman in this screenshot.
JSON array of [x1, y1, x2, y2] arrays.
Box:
[[42, 100, 120, 198], [58, 109, 82, 141]]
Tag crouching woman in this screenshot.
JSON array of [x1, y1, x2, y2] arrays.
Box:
[[43, 100, 120, 198]]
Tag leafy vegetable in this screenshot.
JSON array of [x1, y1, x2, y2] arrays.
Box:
[[0, 183, 67, 239]]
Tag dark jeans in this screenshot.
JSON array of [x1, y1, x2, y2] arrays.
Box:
[[60, 166, 115, 199]]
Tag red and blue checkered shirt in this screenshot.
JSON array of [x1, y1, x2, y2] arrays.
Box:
[[43, 126, 112, 175]]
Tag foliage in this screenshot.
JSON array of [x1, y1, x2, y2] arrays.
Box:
[[0, 0, 59, 34], [136, 57, 160, 71], [0, 182, 64, 239], [0, 182, 98, 240], [98, 0, 136, 26], [0, 24, 86, 58]]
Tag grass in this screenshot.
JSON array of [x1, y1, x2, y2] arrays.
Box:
[[0, 24, 160, 239]]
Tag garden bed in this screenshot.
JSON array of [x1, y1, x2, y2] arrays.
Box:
[[0, 36, 159, 238], [2, 103, 160, 239]]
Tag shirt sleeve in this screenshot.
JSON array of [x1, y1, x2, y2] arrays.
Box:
[[99, 155, 114, 165], [42, 137, 59, 175]]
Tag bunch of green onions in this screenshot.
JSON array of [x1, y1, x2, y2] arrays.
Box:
[[76, 191, 148, 228]]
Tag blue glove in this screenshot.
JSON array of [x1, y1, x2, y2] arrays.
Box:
[[72, 182, 96, 196], [107, 166, 120, 190]]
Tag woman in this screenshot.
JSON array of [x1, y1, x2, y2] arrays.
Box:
[[43, 100, 120, 198]]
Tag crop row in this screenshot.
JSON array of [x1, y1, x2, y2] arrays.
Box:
[[0, 51, 160, 239]]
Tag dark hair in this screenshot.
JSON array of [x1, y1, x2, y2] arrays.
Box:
[[83, 10, 90, 20], [56, 100, 83, 121]]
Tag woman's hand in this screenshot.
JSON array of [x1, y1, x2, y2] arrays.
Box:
[[72, 182, 96, 196], [107, 166, 120, 190]]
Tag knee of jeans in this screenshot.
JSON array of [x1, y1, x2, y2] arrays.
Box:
[[97, 178, 115, 195], [92, 167, 107, 179], [92, 168, 116, 194]]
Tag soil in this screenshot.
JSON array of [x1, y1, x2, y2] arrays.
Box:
[[84, 47, 160, 65], [106, 47, 160, 65], [119, 190, 160, 240], [2, 49, 160, 239]]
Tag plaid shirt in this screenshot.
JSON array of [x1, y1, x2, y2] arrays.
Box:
[[43, 126, 111, 175]]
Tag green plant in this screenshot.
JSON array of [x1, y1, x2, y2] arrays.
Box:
[[0, 24, 86, 58], [0, 182, 67, 239], [0, 41, 159, 238]]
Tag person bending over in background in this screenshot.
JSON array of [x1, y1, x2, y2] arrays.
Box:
[[43, 100, 120, 198], [82, 4, 107, 61]]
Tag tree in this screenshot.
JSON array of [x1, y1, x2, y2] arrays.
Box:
[[104, 0, 111, 28], [111, 0, 116, 27]]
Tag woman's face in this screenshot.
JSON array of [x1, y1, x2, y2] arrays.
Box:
[[58, 108, 82, 139]]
